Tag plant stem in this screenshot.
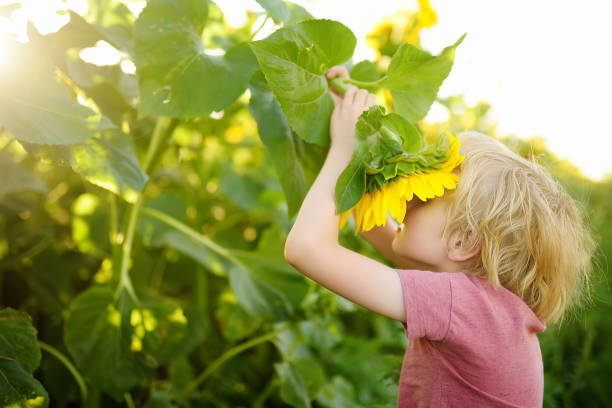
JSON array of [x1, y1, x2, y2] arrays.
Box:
[[249, 15, 269, 41], [38, 340, 88, 403], [139, 207, 247, 270], [252, 376, 280, 408], [327, 76, 387, 95], [114, 195, 142, 301], [174, 328, 286, 404], [114, 117, 178, 301], [124, 393, 136, 408]]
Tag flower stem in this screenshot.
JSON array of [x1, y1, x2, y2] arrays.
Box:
[[174, 328, 286, 404], [124, 393, 135, 408], [38, 340, 88, 403], [140, 206, 247, 270], [114, 117, 178, 301], [249, 15, 269, 41], [327, 76, 387, 95]]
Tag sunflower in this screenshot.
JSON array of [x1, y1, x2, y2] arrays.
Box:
[[338, 131, 464, 234]]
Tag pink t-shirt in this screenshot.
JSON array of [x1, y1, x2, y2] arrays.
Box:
[[395, 269, 546, 408]]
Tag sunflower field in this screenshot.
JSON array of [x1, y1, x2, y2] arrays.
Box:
[[0, 0, 610, 407]]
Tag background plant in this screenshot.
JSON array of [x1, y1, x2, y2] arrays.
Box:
[[0, 0, 609, 407]]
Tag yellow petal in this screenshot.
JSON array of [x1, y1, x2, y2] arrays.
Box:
[[410, 175, 428, 201], [403, 179, 414, 202], [425, 173, 444, 196], [389, 188, 402, 221], [371, 188, 382, 226], [381, 184, 391, 225], [355, 193, 370, 233]]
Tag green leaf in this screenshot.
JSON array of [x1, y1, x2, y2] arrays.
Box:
[[275, 361, 311, 408], [131, 302, 190, 364], [0, 150, 48, 199], [64, 287, 149, 400], [214, 293, 263, 341], [0, 42, 116, 145], [24, 129, 148, 203], [249, 19, 356, 145], [315, 376, 363, 408], [0, 308, 41, 374], [248, 70, 326, 219], [83, 0, 135, 55], [349, 60, 382, 91], [257, 0, 290, 24], [256, 0, 314, 24], [133, 0, 259, 118], [0, 357, 49, 408], [381, 33, 466, 122], [334, 154, 367, 213]]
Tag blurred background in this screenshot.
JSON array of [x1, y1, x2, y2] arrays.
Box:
[[0, 0, 610, 407]]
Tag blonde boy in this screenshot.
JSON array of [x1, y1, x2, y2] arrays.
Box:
[[284, 66, 595, 407]]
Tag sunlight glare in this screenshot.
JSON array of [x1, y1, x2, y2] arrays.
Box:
[[123, 0, 146, 18], [79, 40, 122, 65], [120, 59, 136, 74]]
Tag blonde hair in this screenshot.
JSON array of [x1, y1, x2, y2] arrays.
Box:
[[442, 131, 596, 325]]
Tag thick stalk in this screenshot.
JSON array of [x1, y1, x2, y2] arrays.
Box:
[[174, 328, 286, 405], [114, 117, 178, 300], [38, 341, 87, 403], [327, 76, 387, 95]]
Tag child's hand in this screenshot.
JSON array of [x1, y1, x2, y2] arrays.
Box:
[[326, 66, 377, 153]]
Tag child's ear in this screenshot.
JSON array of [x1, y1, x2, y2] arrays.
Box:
[[447, 228, 481, 262]]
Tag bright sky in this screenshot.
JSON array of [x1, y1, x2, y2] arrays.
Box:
[[2, 0, 611, 180]]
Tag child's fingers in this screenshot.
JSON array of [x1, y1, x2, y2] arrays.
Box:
[[326, 65, 349, 79], [354, 89, 369, 106], [343, 84, 358, 110], [366, 93, 377, 108], [330, 91, 342, 108]]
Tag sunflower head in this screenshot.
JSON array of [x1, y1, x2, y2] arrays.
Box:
[[338, 130, 464, 234]]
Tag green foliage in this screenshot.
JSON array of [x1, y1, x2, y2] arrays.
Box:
[[0, 308, 49, 407], [0, 1, 609, 407], [133, 0, 259, 118], [250, 19, 357, 145]]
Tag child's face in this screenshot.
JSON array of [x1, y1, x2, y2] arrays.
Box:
[[391, 195, 453, 272]]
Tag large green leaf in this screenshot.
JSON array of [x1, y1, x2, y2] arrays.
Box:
[[0, 42, 116, 145], [133, 0, 259, 118], [248, 70, 326, 219], [0, 308, 41, 374], [0, 357, 49, 408], [24, 129, 148, 203], [64, 286, 150, 400], [334, 156, 367, 214], [249, 19, 356, 145], [229, 224, 309, 319], [381, 33, 466, 122]]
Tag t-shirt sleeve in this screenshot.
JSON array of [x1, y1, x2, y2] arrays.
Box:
[[395, 269, 453, 341]]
